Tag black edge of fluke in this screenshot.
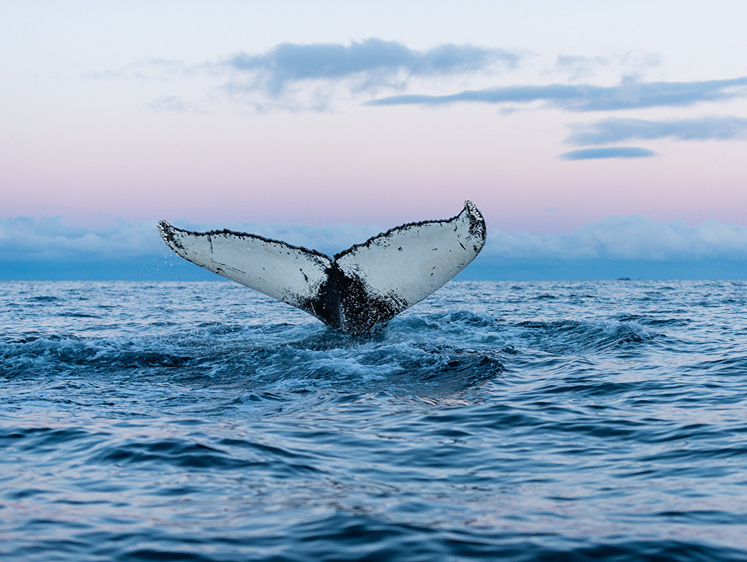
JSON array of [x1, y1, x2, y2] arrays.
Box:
[[333, 200, 485, 261], [157, 220, 181, 252], [157, 200, 488, 335], [157, 220, 331, 260], [462, 200, 487, 244]]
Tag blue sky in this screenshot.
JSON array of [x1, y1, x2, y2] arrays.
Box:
[[2, 1, 747, 280]]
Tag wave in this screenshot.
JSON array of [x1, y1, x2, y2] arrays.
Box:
[[4, 281, 747, 561], [0, 316, 508, 398], [0, 308, 666, 396]]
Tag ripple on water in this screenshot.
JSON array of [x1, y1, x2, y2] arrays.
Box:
[[1, 280, 746, 560]]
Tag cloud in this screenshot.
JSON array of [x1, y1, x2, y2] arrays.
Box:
[[553, 52, 661, 82], [0, 217, 384, 263], [91, 42, 747, 116], [85, 58, 187, 81], [559, 147, 656, 160], [554, 55, 611, 82], [0, 217, 391, 280], [566, 116, 747, 145], [88, 39, 524, 111], [4, 215, 747, 280], [222, 38, 521, 97], [148, 95, 201, 113], [368, 76, 747, 111], [0, 217, 162, 260], [485, 215, 747, 261]]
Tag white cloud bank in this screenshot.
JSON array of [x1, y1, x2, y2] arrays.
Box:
[[485, 216, 747, 261], [3, 216, 747, 271], [0, 217, 383, 262], [0, 217, 160, 260]]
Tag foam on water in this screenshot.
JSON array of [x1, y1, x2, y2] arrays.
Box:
[[1, 280, 747, 560]]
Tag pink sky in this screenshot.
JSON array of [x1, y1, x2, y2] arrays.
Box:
[[2, 1, 747, 238]]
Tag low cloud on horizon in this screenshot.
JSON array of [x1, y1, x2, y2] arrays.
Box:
[[486, 215, 747, 261], [3, 215, 747, 281]]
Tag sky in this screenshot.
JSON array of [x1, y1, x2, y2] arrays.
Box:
[[2, 0, 747, 280]]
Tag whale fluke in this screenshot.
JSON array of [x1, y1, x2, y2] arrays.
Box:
[[158, 201, 486, 335]]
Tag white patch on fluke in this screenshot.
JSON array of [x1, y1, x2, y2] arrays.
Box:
[[158, 201, 486, 334], [336, 201, 485, 306], [156, 224, 330, 308]]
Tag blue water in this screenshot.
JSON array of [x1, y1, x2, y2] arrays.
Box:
[[2, 280, 746, 561]]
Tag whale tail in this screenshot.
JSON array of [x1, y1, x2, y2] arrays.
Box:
[[158, 201, 486, 335]]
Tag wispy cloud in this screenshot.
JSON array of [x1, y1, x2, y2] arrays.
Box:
[[89, 39, 524, 112], [222, 39, 521, 97], [368, 76, 747, 111], [559, 147, 656, 160], [566, 116, 747, 145], [148, 95, 203, 113], [552, 52, 661, 82], [89, 40, 747, 117], [85, 58, 187, 81]]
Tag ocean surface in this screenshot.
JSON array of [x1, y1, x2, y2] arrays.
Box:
[[2, 280, 746, 561]]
